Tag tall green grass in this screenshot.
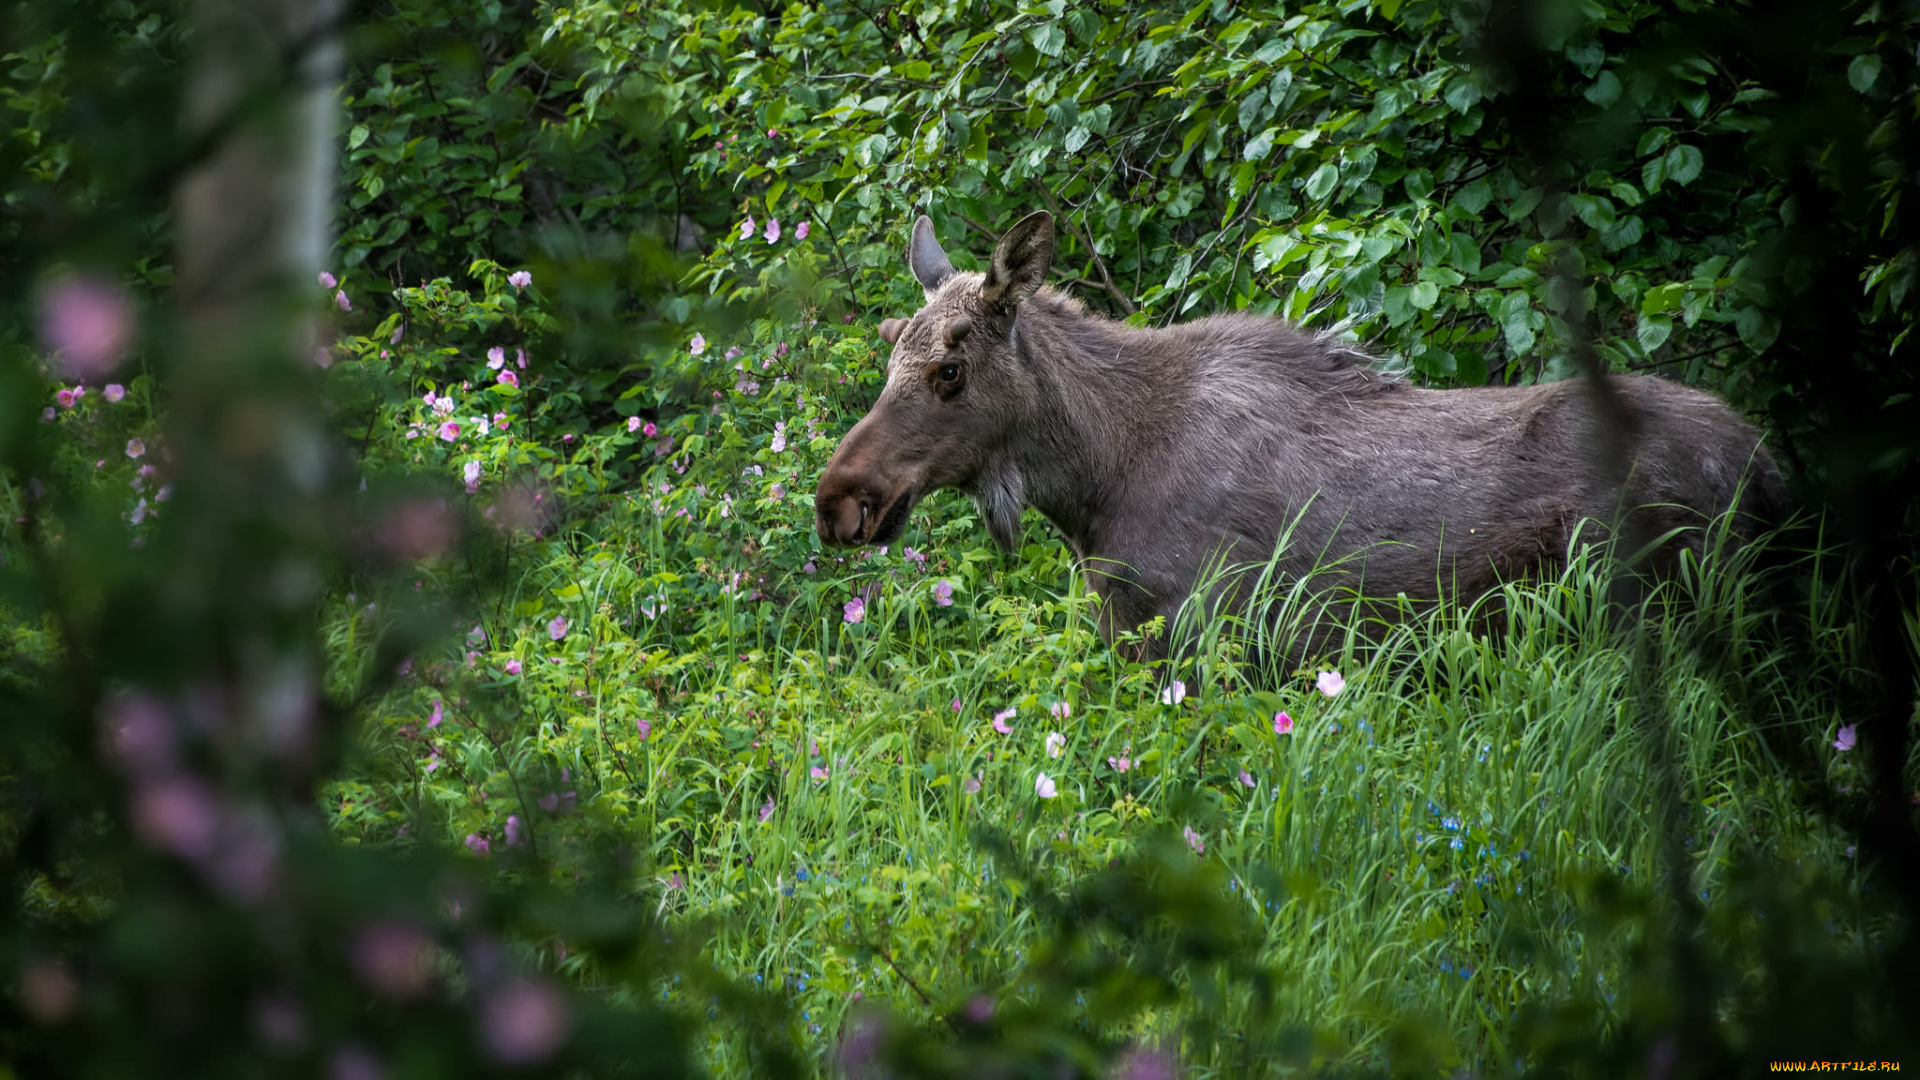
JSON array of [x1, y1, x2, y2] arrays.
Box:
[[324, 507, 1881, 1074]]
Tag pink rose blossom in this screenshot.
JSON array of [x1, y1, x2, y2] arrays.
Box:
[[689, 333, 706, 355], [334, 289, 351, 312], [1273, 711, 1295, 736], [643, 421, 658, 437], [763, 218, 781, 243], [479, 979, 572, 1065], [1034, 772, 1057, 799], [125, 438, 146, 459], [487, 347, 505, 370], [463, 460, 481, 494], [1834, 724, 1857, 752], [508, 270, 532, 289], [992, 708, 1015, 735], [496, 370, 518, 389], [437, 421, 460, 441], [505, 659, 522, 675], [548, 615, 568, 641], [104, 383, 126, 403], [843, 597, 865, 624], [796, 221, 810, 240], [318, 271, 337, 288], [740, 216, 755, 239], [810, 766, 829, 781], [627, 416, 641, 433], [1316, 670, 1346, 697]]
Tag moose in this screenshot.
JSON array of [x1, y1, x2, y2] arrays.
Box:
[[814, 210, 1785, 663]]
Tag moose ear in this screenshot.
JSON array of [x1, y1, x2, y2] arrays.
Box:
[[908, 216, 955, 295], [981, 210, 1055, 311], [878, 317, 907, 345]]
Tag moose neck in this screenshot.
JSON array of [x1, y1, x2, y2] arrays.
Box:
[[998, 294, 1175, 559]]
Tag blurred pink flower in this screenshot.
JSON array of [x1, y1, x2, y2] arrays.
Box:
[[964, 774, 981, 793], [1045, 731, 1065, 758], [690, 333, 707, 355], [464, 833, 490, 856], [1834, 724, 1857, 752], [795, 221, 810, 240], [437, 421, 460, 441], [134, 776, 220, 861], [810, 765, 829, 781], [1239, 769, 1255, 788], [992, 708, 1015, 734], [1034, 772, 1057, 799], [548, 615, 568, 641], [1182, 825, 1205, 855], [740, 216, 755, 239], [463, 460, 481, 494], [643, 421, 658, 437], [496, 370, 518, 389], [56, 387, 79, 408], [1316, 670, 1345, 697], [1108, 755, 1131, 772], [350, 921, 432, 1000], [125, 438, 146, 459], [759, 796, 775, 822], [1050, 700, 1070, 719], [101, 691, 175, 777], [479, 979, 572, 1065], [428, 699, 443, 728], [334, 289, 351, 312], [843, 597, 865, 624], [505, 659, 521, 675], [934, 580, 953, 607], [1273, 712, 1294, 735], [487, 347, 505, 370], [1160, 680, 1186, 705], [516, 347, 527, 369], [636, 718, 651, 740], [40, 274, 134, 379], [318, 271, 337, 288], [505, 815, 524, 846], [104, 383, 126, 402], [763, 218, 782, 243], [508, 270, 532, 289], [378, 498, 454, 560], [627, 416, 642, 432]]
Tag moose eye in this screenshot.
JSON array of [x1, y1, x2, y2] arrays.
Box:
[[938, 364, 960, 383]]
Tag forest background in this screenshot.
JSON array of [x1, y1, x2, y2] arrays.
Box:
[[3, 0, 1919, 1076]]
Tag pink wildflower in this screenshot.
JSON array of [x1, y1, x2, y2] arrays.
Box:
[[318, 271, 337, 288], [689, 333, 706, 355], [740, 216, 755, 239], [934, 580, 954, 607], [763, 218, 781, 243], [796, 221, 810, 240], [104, 383, 126, 403], [1183, 825, 1205, 855], [496, 370, 518, 388], [428, 699, 444, 728], [1316, 670, 1346, 697], [508, 270, 532, 289], [505, 659, 522, 675], [843, 597, 865, 624], [334, 289, 351, 312], [627, 416, 641, 433], [643, 421, 657, 437], [438, 421, 460, 441], [488, 347, 505, 370], [548, 615, 568, 641], [992, 708, 1015, 735], [1045, 731, 1065, 758], [1834, 724, 1857, 752], [759, 797, 775, 822], [39, 274, 134, 379], [125, 438, 146, 459], [1273, 711, 1295, 735], [1034, 772, 1057, 799], [1160, 681, 1186, 705]]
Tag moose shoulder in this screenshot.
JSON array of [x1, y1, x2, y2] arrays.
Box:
[[814, 210, 1785, 660]]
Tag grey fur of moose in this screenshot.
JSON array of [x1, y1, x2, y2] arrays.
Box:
[[814, 210, 1786, 660]]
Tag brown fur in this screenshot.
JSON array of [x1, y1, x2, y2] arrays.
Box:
[[815, 211, 1786, 659]]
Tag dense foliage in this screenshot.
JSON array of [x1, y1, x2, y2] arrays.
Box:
[[3, 0, 1918, 1076]]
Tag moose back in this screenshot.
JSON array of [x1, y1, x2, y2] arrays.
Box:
[[814, 211, 1785, 658]]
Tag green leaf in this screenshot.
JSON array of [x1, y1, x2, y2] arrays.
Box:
[[1410, 280, 1440, 310], [1665, 144, 1704, 186], [1636, 128, 1671, 157], [1305, 164, 1339, 201], [1636, 312, 1673, 353], [1064, 125, 1091, 154], [1454, 178, 1491, 215], [1443, 78, 1481, 113], [1736, 306, 1781, 353], [1600, 215, 1644, 251], [1642, 154, 1668, 194], [1383, 285, 1416, 326], [1848, 54, 1882, 94], [1569, 194, 1616, 229], [1243, 127, 1276, 162], [1583, 70, 1621, 107], [1026, 24, 1066, 58], [348, 124, 370, 150]]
